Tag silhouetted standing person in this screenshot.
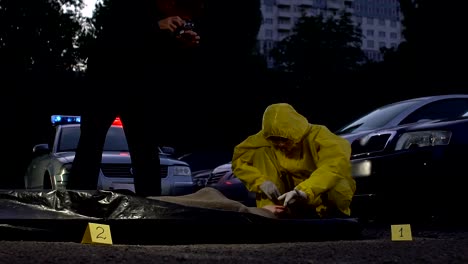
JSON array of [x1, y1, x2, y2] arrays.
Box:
[[68, 0, 203, 196]]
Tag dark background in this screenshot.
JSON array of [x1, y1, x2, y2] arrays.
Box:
[[1, 0, 467, 189]]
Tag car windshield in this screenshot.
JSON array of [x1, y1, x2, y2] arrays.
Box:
[[336, 100, 422, 134], [58, 126, 129, 152]]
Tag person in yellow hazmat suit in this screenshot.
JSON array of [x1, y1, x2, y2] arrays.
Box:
[[232, 103, 356, 218]]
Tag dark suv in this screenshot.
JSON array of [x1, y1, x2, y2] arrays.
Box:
[[337, 95, 468, 223]]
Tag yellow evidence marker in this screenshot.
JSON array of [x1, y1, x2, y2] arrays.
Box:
[[81, 222, 113, 245], [391, 224, 413, 241]]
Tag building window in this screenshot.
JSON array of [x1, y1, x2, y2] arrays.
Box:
[[265, 6, 273, 12], [390, 32, 398, 39], [367, 40, 374, 48], [265, 30, 273, 38], [390, 20, 397, 27], [267, 40, 274, 49], [278, 18, 291, 24], [293, 17, 299, 25], [366, 29, 374, 36], [367, 17, 374, 25], [278, 5, 291, 12], [376, 53, 383, 61], [379, 42, 386, 48], [378, 18, 385, 26], [264, 18, 273, 24], [378, 31, 386, 38], [262, 42, 268, 53]]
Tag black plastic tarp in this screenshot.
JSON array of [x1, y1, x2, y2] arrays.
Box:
[[0, 188, 362, 244]]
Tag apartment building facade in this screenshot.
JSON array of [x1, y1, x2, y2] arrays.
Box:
[[257, 0, 404, 67]]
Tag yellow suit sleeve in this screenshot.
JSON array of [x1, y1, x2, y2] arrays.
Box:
[[232, 133, 270, 193], [295, 126, 352, 204]]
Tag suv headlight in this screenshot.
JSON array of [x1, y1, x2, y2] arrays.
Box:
[[173, 166, 191, 176], [352, 160, 372, 178], [56, 163, 73, 187], [395, 130, 452, 150]]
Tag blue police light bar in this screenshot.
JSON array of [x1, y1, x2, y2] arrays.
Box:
[[51, 115, 81, 125]]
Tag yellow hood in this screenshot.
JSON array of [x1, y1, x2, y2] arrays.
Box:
[[261, 103, 310, 143], [232, 103, 310, 162]]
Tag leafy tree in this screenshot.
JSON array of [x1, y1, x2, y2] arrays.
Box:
[[74, 0, 105, 71], [0, 0, 84, 80], [270, 11, 365, 88], [0, 0, 85, 188]]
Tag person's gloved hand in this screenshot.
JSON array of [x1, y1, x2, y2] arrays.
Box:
[[259, 180, 281, 200], [278, 189, 307, 207]]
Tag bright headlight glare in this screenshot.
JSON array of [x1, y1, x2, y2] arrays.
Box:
[[173, 166, 191, 176], [352, 160, 372, 178], [57, 163, 73, 183], [59, 163, 72, 176], [395, 130, 452, 150]]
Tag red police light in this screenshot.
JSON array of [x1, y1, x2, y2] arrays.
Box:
[[112, 117, 123, 127]]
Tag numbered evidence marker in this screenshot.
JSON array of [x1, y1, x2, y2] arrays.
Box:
[[391, 224, 413, 241], [81, 222, 113, 245]]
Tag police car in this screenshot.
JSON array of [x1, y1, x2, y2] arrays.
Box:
[[24, 115, 194, 195]]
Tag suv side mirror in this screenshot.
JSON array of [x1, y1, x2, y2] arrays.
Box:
[[32, 144, 50, 156]]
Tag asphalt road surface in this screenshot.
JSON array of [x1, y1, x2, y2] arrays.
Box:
[[1, 223, 467, 264]]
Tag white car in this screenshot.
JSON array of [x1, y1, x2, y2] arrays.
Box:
[[24, 115, 194, 195]]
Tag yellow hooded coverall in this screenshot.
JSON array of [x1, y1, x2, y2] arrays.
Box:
[[232, 103, 356, 217]]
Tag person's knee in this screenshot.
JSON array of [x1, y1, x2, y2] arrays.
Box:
[[333, 199, 353, 216], [326, 179, 355, 216]]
